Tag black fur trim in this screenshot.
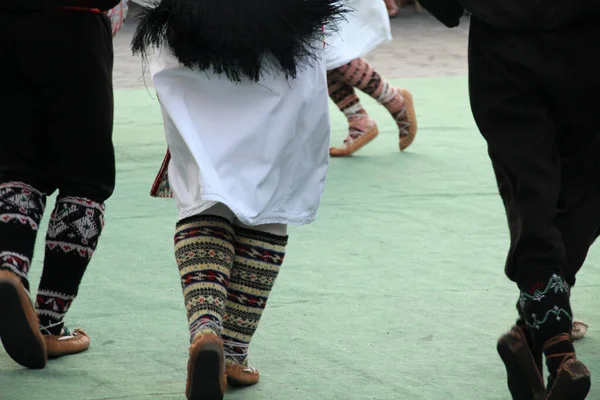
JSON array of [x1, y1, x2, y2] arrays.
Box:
[[131, 0, 349, 83]]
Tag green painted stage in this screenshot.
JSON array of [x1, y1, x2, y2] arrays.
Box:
[[1, 77, 599, 400]]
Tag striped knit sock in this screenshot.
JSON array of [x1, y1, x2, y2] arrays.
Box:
[[0, 181, 46, 292], [329, 58, 410, 138], [175, 215, 235, 342], [327, 72, 371, 142], [36, 197, 105, 335], [330, 58, 398, 105], [222, 227, 288, 365]]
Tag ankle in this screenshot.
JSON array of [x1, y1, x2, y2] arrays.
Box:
[[224, 338, 250, 366], [543, 333, 576, 379], [190, 318, 222, 343], [40, 320, 65, 336], [0, 263, 31, 292]]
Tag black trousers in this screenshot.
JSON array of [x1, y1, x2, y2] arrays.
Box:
[[0, 10, 115, 204], [468, 16, 600, 287]]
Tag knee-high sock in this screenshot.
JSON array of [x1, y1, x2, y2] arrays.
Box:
[[222, 227, 288, 365], [0, 181, 46, 292], [175, 215, 235, 342], [327, 72, 368, 120], [518, 272, 576, 379], [36, 196, 105, 335], [328, 58, 398, 106]]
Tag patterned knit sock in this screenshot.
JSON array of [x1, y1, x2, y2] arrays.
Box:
[[222, 227, 288, 365], [0, 182, 46, 292], [36, 197, 105, 335], [175, 215, 234, 342], [327, 72, 371, 142], [330, 58, 401, 110], [518, 272, 575, 380]]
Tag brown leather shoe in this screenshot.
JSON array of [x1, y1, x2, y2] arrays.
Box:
[[186, 334, 227, 400], [45, 327, 90, 358], [546, 357, 591, 400], [0, 270, 47, 369], [329, 117, 379, 157], [226, 364, 260, 387], [397, 89, 418, 152], [497, 325, 546, 400]]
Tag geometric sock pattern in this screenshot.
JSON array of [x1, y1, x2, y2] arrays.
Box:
[[0, 181, 47, 291], [329, 58, 396, 104], [329, 58, 408, 138], [174, 215, 234, 343], [518, 273, 573, 335], [327, 73, 364, 115], [36, 196, 106, 335], [222, 227, 288, 365], [327, 72, 370, 143], [517, 272, 577, 382]]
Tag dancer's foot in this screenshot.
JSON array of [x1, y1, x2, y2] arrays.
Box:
[[186, 333, 227, 400], [44, 326, 90, 358], [571, 320, 588, 341], [226, 363, 260, 387], [543, 334, 591, 399], [329, 116, 378, 157], [382, 89, 418, 151], [497, 325, 546, 400], [0, 270, 47, 369], [546, 357, 591, 400]]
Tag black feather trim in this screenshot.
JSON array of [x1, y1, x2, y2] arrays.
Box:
[[131, 0, 349, 83]]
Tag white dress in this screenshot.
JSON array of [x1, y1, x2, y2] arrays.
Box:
[[324, 0, 392, 70], [150, 49, 331, 226]]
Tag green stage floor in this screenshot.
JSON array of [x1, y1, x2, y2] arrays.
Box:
[[1, 77, 599, 400]]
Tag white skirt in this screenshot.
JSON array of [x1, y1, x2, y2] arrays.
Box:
[[150, 50, 331, 226], [324, 0, 392, 70]]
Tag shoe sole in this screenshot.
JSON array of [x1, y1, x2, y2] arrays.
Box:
[[497, 332, 545, 400], [188, 342, 224, 400], [546, 360, 591, 400], [329, 123, 379, 157], [399, 89, 417, 152], [0, 279, 47, 369]]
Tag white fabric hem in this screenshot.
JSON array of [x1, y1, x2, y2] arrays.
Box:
[[177, 193, 318, 227], [325, 34, 392, 71]]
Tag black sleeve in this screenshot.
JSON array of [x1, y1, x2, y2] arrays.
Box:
[[1, 0, 121, 11], [417, 0, 464, 27]]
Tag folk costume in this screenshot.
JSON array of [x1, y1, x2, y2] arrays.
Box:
[[324, 0, 417, 157], [132, 1, 346, 398], [419, 0, 600, 398], [0, 0, 119, 369]]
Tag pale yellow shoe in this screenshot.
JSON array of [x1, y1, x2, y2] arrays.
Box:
[[571, 320, 589, 341]]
